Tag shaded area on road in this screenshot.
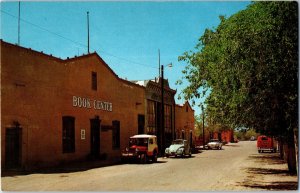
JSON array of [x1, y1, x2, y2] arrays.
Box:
[[238, 181, 298, 190], [248, 153, 286, 165], [2, 158, 169, 177], [2, 159, 122, 177], [238, 152, 298, 191], [247, 167, 294, 176]]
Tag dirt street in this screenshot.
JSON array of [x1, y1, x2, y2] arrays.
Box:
[[1, 141, 298, 191]]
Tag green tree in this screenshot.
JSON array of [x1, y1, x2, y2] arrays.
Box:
[[178, 2, 298, 172]]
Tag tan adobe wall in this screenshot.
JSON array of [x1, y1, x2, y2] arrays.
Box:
[[175, 102, 195, 142], [1, 41, 145, 169]]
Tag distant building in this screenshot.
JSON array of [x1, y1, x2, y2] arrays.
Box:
[[131, 78, 195, 148], [211, 130, 234, 143], [1, 40, 194, 170]]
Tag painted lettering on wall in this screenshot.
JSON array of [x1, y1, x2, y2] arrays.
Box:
[[73, 96, 113, 112]]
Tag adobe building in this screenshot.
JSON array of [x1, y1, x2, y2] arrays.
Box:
[[175, 102, 195, 146], [133, 79, 196, 149], [1, 40, 194, 170], [132, 79, 177, 148], [212, 130, 234, 143]]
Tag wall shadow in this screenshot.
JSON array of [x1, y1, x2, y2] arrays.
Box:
[[2, 160, 122, 176]]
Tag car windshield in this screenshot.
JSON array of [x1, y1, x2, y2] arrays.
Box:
[[172, 140, 183, 145], [210, 139, 219, 142], [129, 138, 148, 147]]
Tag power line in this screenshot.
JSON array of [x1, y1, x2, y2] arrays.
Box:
[[1, 9, 87, 48], [0, 9, 157, 70]]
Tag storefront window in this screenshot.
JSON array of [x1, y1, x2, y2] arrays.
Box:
[[164, 105, 172, 133], [147, 100, 156, 134]]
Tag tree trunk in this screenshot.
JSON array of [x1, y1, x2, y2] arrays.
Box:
[[283, 144, 288, 162], [286, 129, 297, 174], [287, 145, 296, 174], [279, 138, 284, 159], [294, 128, 298, 175]]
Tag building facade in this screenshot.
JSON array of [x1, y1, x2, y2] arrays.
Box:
[[175, 102, 195, 146], [1, 40, 194, 170], [132, 79, 177, 149], [211, 130, 234, 143]]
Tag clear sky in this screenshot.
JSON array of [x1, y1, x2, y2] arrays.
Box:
[[1, 0, 251, 116]]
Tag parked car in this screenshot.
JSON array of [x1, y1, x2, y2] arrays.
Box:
[[257, 135, 276, 153], [121, 134, 158, 164], [165, 139, 192, 158], [207, 139, 223, 150]]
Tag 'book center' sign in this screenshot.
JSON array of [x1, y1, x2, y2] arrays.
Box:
[[72, 96, 113, 112]]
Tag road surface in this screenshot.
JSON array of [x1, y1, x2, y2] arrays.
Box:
[[1, 141, 298, 191]]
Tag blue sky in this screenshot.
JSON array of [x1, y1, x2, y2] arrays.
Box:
[[1, 1, 251, 115]]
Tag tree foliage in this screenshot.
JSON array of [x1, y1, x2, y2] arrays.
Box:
[[178, 2, 298, 139]]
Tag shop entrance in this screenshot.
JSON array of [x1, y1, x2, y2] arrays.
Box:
[[5, 127, 22, 169], [90, 117, 101, 157]]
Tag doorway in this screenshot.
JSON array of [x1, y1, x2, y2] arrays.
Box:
[[90, 117, 101, 157], [138, 114, 145, 134], [5, 127, 22, 169]]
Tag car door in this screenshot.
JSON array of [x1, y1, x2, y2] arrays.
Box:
[[148, 138, 155, 155], [184, 140, 188, 154]]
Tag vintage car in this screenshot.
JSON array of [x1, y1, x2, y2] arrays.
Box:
[[165, 139, 192, 158], [207, 139, 223, 150], [121, 134, 158, 164]]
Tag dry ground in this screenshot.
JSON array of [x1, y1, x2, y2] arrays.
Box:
[[1, 141, 298, 191]]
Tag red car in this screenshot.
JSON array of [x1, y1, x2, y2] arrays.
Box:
[[257, 135, 276, 153], [121, 134, 158, 164]]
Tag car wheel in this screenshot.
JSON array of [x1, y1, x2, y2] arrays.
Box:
[[140, 154, 148, 164], [152, 152, 157, 163], [121, 157, 126, 163]]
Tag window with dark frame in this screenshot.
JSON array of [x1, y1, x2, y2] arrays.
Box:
[[147, 100, 156, 134], [62, 116, 75, 153], [92, 71, 97, 90], [164, 104, 172, 133]]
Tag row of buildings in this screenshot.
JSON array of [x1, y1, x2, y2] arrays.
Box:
[[1, 40, 194, 170]]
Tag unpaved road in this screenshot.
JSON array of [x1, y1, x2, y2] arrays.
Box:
[[1, 141, 298, 191]]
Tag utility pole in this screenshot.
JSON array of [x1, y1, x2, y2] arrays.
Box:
[[161, 65, 165, 156], [202, 105, 205, 150], [18, 1, 20, 45], [158, 49, 161, 78], [87, 11, 90, 54]]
